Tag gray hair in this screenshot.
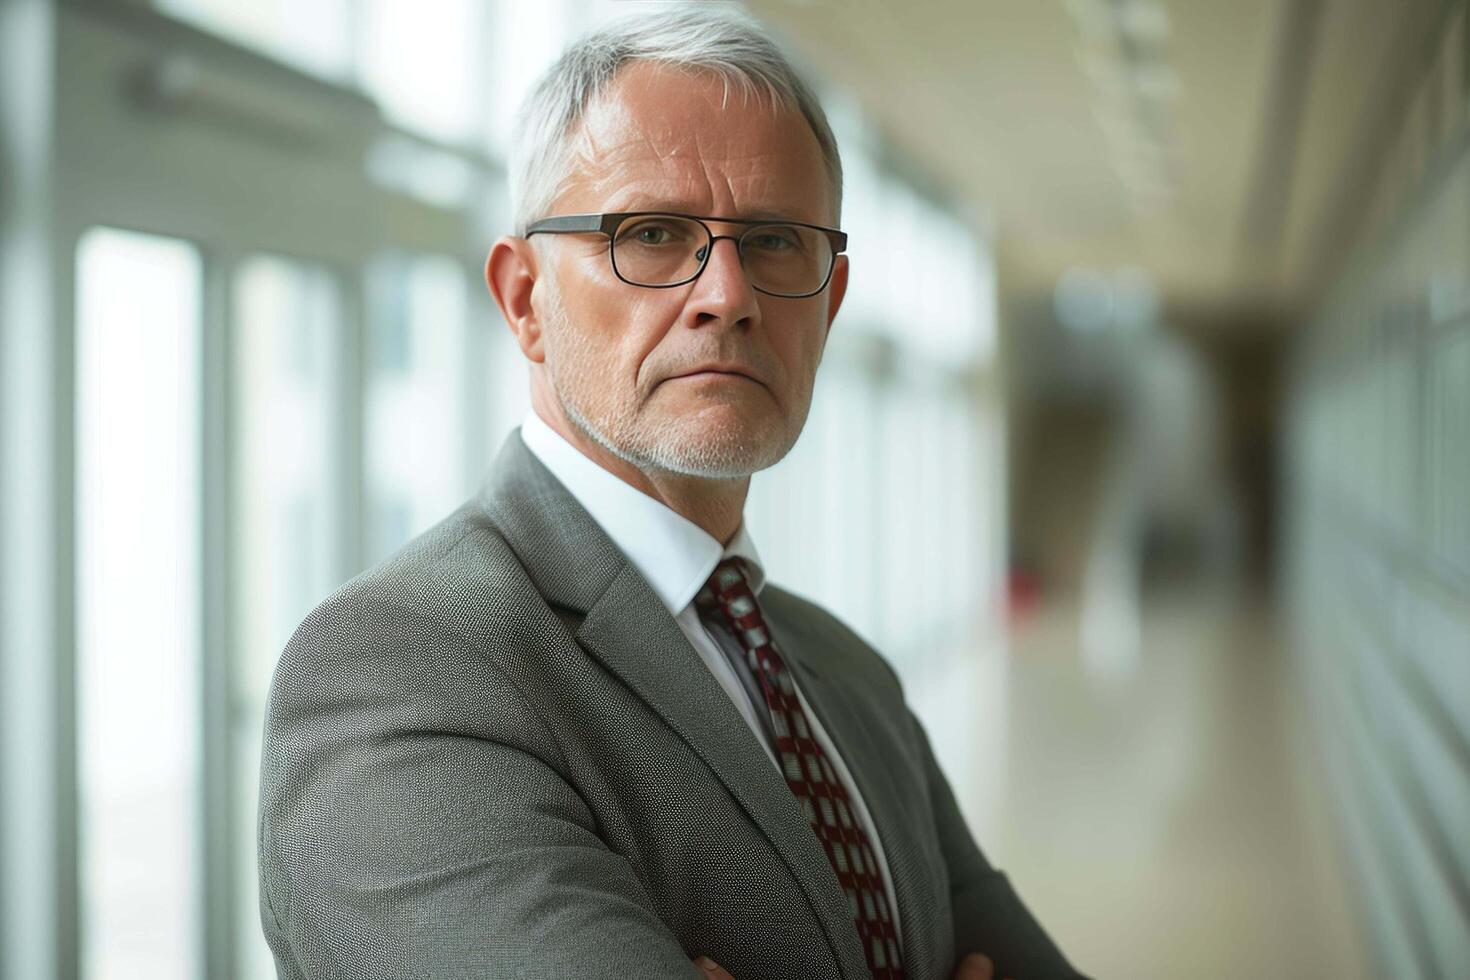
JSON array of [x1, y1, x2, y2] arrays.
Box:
[[508, 4, 843, 236]]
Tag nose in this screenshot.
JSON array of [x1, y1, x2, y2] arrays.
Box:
[[686, 235, 761, 328]]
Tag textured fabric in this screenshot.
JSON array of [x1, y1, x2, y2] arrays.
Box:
[[518, 407, 905, 952], [697, 557, 906, 978], [256, 426, 1090, 979]]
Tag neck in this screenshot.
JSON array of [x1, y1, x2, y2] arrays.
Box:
[[529, 388, 749, 546]]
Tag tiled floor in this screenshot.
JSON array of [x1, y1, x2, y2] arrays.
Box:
[[969, 581, 1369, 979]]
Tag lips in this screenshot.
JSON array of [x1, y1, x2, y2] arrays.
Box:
[[670, 365, 760, 384]]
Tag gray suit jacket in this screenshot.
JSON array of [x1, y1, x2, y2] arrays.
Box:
[[257, 427, 1085, 979]]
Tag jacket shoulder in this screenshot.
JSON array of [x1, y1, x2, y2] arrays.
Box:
[[263, 496, 555, 725], [758, 582, 907, 699]]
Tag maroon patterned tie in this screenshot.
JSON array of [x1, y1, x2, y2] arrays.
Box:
[[696, 556, 906, 979]]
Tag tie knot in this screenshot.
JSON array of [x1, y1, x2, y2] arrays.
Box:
[[695, 556, 749, 611]]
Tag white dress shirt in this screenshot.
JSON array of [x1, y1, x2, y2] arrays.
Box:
[[518, 408, 903, 956]]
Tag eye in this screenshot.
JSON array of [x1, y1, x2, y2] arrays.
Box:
[[745, 227, 801, 252], [616, 218, 693, 246]]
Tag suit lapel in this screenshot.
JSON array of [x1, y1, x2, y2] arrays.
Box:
[[476, 430, 872, 979], [575, 568, 874, 979], [760, 592, 948, 980]]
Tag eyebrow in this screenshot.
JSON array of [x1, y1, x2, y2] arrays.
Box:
[[604, 200, 818, 223]]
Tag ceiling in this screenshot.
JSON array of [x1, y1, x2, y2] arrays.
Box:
[[744, 0, 1445, 327]]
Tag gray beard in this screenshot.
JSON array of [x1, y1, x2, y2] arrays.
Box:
[[538, 274, 801, 480]]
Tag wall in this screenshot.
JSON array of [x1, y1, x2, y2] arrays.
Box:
[[1282, 4, 1470, 975]]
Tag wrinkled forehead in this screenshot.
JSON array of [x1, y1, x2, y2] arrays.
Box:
[[557, 61, 833, 224]]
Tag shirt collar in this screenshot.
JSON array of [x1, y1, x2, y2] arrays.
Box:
[[518, 408, 766, 616]]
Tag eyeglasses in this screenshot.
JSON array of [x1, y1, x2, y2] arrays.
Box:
[[522, 211, 848, 299]]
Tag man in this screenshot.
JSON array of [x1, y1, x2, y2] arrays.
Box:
[[257, 7, 1086, 979]]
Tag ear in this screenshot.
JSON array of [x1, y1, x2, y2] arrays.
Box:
[[823, 253, 849, 341], [485, 235, 548, 363]]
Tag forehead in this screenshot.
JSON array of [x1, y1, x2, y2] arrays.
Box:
[[558, 61, 832, 224]]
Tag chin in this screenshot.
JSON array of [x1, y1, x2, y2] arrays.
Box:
[[680, 403, 776, 441], [669, 415, 796, 476]]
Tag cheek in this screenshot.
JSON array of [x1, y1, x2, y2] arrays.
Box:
[[617, 290, 685, 368], [774, 313, 829, 377], [561, 280, 680, 382]]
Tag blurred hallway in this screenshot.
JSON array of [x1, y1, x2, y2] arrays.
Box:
[[994, 580, 1367, 979]]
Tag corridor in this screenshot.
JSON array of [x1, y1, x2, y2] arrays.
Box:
[[994, 582, 1366, 978]]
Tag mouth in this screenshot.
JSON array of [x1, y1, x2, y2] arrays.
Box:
[[672, 370, 756, 382], [664, 366, 765, 390]]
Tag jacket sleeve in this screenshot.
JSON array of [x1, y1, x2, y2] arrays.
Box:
[[256, 602, 708, 980], [908, 707, 1092, 980]]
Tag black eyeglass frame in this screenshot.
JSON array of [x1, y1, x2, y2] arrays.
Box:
[[522, 211, 849, 298]]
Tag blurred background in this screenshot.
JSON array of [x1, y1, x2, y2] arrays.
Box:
[[2, 0, 1467, 977]]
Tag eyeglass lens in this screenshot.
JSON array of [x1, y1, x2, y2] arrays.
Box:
[[611, 214, 833, 295]]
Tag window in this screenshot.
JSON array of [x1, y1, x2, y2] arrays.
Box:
[[231, 254, 343, 979], [76, 227, 204, 980], [155, 0, 355, 81], [366, 252, 474, 563]]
